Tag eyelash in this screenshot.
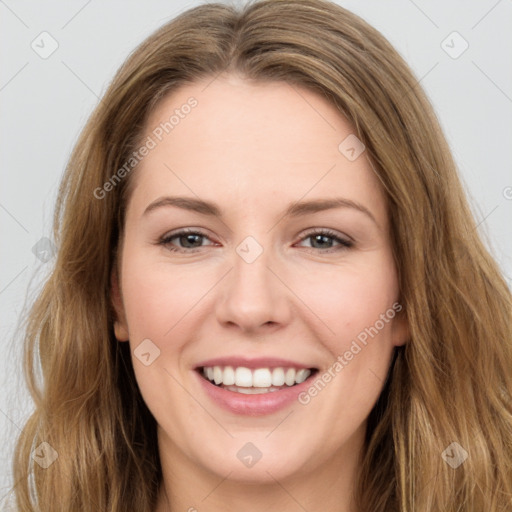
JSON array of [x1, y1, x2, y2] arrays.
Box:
[[157, 228, 353, 254]]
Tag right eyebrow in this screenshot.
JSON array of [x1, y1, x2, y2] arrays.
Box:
[[143, 196, 221, 217]]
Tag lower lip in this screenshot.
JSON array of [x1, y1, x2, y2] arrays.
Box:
[[194, 369, 317, 416]]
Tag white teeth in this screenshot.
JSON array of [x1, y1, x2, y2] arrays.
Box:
[[285, 368, 296, 386], [213, 366, 223, 385], [253, 368, 272, 387], [201, 365, 313, 388], [223, 366, 235, 385], [295, 368, 310, 384], [224, 385, 282, 394], [235, 367, 253, 387], [272, 367, 285, 386]]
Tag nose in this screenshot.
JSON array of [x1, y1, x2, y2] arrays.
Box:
[[215, 242, 292, 334]]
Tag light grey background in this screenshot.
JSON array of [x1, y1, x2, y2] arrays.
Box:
[[1, 0, 511, 507]]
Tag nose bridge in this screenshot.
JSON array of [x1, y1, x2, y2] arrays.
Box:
[[234, 236, 272, 290], [216, 234, 289, 331]]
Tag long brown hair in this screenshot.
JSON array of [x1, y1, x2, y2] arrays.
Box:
[[10, 0, 512, 510]]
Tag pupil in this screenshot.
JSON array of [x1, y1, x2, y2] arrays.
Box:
[[179, 234, 333, 249], [181, 234, 202, 247], [312, 234, 332, 248]]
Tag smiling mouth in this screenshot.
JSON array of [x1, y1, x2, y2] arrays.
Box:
[[196, 365, 319, 394]]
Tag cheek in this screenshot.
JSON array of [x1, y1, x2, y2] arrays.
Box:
[[289, 260, 399, 343], [121, 253, 209, 340]]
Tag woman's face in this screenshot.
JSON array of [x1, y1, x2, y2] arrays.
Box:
[[112, 74, 408, 485]]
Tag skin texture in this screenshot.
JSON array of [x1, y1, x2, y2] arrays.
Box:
[[112, 74, 409, 512]]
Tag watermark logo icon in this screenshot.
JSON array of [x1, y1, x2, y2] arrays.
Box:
[[441, 442, 468, 468], [32, 237, 56, 263], [31, 441, 59, 468], [236, 236, 263, 264], [338, 134, 365, 161], [31, 31, 59, 59], [134, 338, 161, 366], [441, 31, 469, 59], [236, 442, 262, 468]]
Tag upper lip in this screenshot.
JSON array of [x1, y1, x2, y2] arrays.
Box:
[[194, 356, 317, 370]]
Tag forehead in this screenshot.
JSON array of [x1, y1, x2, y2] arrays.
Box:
[[126, 74, 387, 226]]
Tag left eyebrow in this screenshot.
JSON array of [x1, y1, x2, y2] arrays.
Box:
[[143, 196, 221, 217], [142, 195, 377, 225], [283, 198, 377, 225]]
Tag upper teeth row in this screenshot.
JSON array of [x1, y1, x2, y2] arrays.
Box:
[[202, 366, 312, 388]]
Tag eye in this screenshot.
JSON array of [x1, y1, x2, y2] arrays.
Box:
[[158, 228, 353, 254], [295, 229, 353, 253], [158, 228, 216, 253]]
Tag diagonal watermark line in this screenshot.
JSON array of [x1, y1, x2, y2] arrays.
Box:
[[411, 61, 439, 91], [368, 367, 384, 383], [471, 61, 512, 104], [61, 0, 92, 29], [471, 0, 503, 29], [0, 62, 29, 92], [201, 470, 234, 501], [162, 367, 235, 438], [0, 0, 29, 28], [61, 60, 99, 99], [163, 267, 233, 336], [0, 475, 27, 509], [201, 69, 225, 93], [163, 162, 233, 235], [265, 410, 295, 438], [265, 470, 311, 511], [266, 163, 337, 233], [0, 406, 24, 433], [163, 163, 202, 198], [0, 203, 29, 233], [406, 0, 439, 28], [288, 82, 337, 131], [0, 266, 28, 296], [474, 204, 499, 230], [266, 266, 336, 335]]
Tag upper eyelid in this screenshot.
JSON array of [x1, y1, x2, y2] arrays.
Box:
[[161, 227, 216, 241], [160, 227, 352, 246], [300, 227, 353, 242]]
